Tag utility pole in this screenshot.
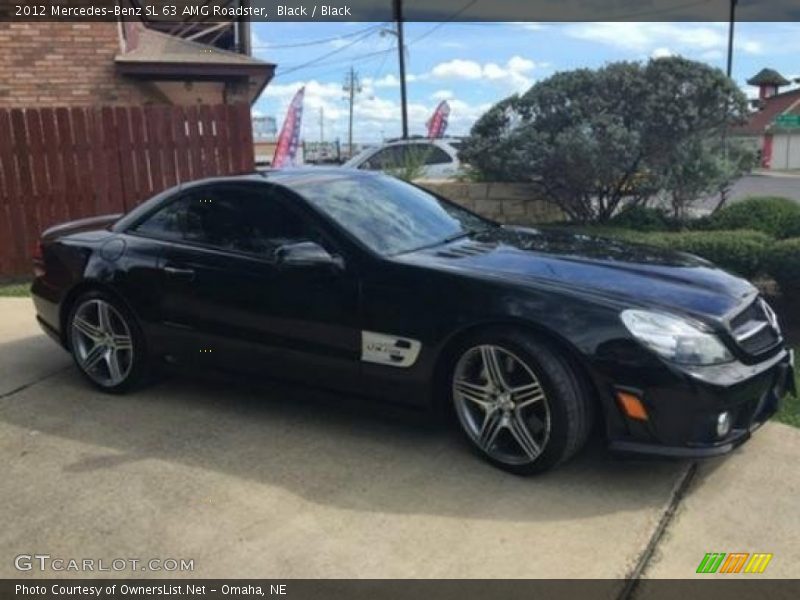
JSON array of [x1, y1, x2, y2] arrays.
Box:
[[717, 0, 739, 213], [726, 0, 738, 78], [319, 106, 324, 143], [393, 0, 409, 139], [343, 67, 362, 158]]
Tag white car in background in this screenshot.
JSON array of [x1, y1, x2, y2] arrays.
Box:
[[343, 137, 462, 179]]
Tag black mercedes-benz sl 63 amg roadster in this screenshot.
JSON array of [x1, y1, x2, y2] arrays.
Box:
[[32, 168, 795, 474]]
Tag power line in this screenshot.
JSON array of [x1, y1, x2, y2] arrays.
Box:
[[370, 37, 395, 84], [408, 0, 481, 45], [272, 47, 397, 80], [251, 24, 384, 50], [274, 27, 384, 77]]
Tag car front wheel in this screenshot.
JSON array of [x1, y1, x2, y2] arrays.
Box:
[[451, 330, 593, 474]]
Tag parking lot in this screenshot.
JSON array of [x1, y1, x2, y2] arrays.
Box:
[[1, 298, 798, 581]]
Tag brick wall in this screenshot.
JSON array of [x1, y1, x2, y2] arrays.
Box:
[[418, 181, 564, 225], [0, 22, 162, 108]]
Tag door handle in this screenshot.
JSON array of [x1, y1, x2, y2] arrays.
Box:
[[163, 265, 195, 280]]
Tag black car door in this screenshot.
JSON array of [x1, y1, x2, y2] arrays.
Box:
[[138, 183, 362, 390]]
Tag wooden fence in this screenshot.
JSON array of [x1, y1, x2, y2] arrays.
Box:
[[0, 103, 254, 277]]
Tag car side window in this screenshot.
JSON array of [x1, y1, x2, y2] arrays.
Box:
[[362, 146, 403, 170], [133, 186, 315, 258], [383, 144, 452, 167], [131, 199, 186, 241], [422, 145, 453, 165]]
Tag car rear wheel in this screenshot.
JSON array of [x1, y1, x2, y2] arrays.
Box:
[[450, 330, 593, 474], [68, 292, 147, 393]]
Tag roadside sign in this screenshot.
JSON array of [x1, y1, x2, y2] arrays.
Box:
[[774, 114, 800, 128]]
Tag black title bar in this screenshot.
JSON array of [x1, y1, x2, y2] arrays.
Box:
[[1, 0, 799, 22], [4, 580, 800, 600]]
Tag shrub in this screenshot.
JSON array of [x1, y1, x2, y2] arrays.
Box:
[[766, 238, 800, 295], [609, 206, 677, 232], [459, 57, 749, 223], [709, 197, 800, 239], [641, 230, 773, 278], [385, 145, 430, 182], [562, 226, 774, 278]]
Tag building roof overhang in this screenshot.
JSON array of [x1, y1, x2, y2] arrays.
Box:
[[115, 25, 275, 104]]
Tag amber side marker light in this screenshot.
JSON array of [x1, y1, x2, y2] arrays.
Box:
[[617, 391, 649, 421]]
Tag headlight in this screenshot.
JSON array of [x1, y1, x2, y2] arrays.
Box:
[[620, 310, 733, 366]]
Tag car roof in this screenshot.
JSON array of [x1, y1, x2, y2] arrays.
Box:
[[383, 135, 462, 143], [262, 166, 376, 186], [113, 168, 376, 232], [177, 167, 372, 191]]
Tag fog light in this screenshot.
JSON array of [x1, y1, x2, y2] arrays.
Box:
[[716, 411, 732, 438]]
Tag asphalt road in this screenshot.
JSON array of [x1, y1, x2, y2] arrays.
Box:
[[696, 172, 800, 212], [0, 298, 798, 580]]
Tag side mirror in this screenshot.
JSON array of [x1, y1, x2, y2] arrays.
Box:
[[276, 241, 344, 271]]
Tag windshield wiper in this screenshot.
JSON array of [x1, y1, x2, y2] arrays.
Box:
[[441, 230, 476, 244], [393, 228, 486, 256]]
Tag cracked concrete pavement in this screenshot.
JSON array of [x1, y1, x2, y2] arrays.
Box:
[[0, 298, 797, 582]]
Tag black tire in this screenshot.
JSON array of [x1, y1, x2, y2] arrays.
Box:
[[66, 290, 149, 394], [448, 328, 594, 475]]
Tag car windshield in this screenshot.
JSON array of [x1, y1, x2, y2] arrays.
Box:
[[288, 174, 493, 256]]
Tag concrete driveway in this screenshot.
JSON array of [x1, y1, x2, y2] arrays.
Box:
[[0, 298, 797, 582]]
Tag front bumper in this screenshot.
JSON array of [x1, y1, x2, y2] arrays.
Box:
[[602, 348, 795, 459]]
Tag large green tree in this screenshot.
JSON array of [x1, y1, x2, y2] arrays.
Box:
[[459, 57, 751, 222]]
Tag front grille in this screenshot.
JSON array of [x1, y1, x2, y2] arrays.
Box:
[[729, 298, 782, 356]]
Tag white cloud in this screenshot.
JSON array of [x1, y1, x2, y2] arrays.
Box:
[[430, 58, 484, 80], [700, 49, 724, 61], [569, 22, 723, 52], [362, 74, 402, 88], [651, 47, 676, 59], [516, 22, 543, 31], [263, 80, 348, 130], [258, 78, 492, 142], [567, 22, 764, 59], [738, 40, 763, 55], [427, 55, 537, 91], [432, 90, 454, 100], [328, 38, 353, 49]]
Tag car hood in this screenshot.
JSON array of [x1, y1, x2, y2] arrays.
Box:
[[397, 226, 756, 320]]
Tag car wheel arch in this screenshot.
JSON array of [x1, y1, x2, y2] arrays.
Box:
[[432, 318, 605, 426], [59, 281, 141, 349]]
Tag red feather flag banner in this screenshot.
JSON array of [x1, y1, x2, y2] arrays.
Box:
[[272, 87, 305, 168], [426, 100, 451, 139]]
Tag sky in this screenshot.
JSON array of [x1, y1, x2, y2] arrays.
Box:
[[251, 21, 800, 143]]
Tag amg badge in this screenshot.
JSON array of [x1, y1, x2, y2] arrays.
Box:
[[361, 331, 421, 368]]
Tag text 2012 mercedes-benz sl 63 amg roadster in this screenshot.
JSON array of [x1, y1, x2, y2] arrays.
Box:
[[32, 169, 796, 474]]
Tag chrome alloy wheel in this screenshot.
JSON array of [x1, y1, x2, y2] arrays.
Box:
[[453, 344, 551, 465], [70, 299, 134, 387]]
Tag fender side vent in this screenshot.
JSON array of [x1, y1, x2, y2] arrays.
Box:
[[436, 242, 496, 259]]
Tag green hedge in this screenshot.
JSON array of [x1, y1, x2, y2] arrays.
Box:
[[638, 230, 774, 279], [706, 197, 800, 239], [766, 238, 800, 294], [608, 206, 678, 232], [559, 224, 800, 291], [570, 227, 774, 279]]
